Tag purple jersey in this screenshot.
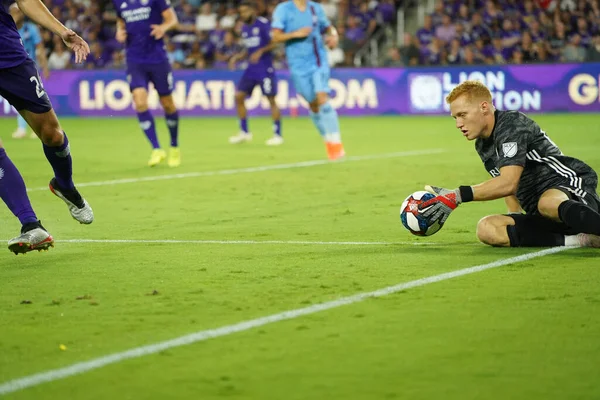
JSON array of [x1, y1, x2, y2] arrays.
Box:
[[0, 0, 29, 69], [114, 0, 171, 64], [240, 16, 273, 74]]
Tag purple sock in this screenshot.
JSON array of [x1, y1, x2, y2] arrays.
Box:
[[137, 110, 160, 149], [273, 119, 281, 137], [0, 148, 38, 225], [165, 112, 179, 147], [43, 132, 74, 190], [240, 118, 248, 134]]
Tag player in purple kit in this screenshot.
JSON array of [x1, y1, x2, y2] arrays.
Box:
[[0, 0, 94, 254], [228, 1, 282, 146], [114, 0, 181, 167]]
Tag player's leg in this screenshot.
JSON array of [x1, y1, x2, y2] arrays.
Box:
[[133, 88, 164, 166], [538, 187, 600, 236], [230, 72, 254, 144], [260, 72, 282, 146], [290, 72, 325, 139], [292, 70, 342, 158], [229, 90, 253, 144], [312, 67, 344, 160], [12, 114, 28, 139], [150, 64, 180, 168], [21, 108, 94, 224], [7, 58, 93, 224], [0, 138, 54, 253], [476, 213, 600, 247], [265, 95, 283, 146], [128, 64, 163, 166], [160, 94, 180, 168]]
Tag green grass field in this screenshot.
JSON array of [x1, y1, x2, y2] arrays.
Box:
[[0, 114, 599, 400]]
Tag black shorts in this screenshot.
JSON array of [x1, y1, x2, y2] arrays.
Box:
[[509, 189, 600, 236], [0, 58, 52, 114], [518, 169, 600, 215]]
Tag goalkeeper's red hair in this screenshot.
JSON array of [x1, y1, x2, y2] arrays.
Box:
[[446, 80, 496, 141]]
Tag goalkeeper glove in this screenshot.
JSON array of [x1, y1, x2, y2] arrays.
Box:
[[417, 185, 473, 224]]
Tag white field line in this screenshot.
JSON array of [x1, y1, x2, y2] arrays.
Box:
[[0, 246, 571, 396], [55, 239, 439, 246], [27, 149, 446, 192]]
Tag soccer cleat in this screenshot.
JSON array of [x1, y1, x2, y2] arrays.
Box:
[[167, 147, 181, 168], [576, 233, 600, 248], [229, 132, 252, 144], [326, 142, 346, 161], [8, 221, 54, 255], [12, 128, 27, 139], [148, 149, 166, 167], [265, 135, 284, 146], [49, 178, 94, 224]]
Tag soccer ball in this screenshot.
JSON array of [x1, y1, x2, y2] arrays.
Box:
[[400, 191, 443, 236]]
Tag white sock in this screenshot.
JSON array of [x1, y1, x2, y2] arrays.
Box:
[[564, 234, 581, 247], [325, 132, 341, 143]]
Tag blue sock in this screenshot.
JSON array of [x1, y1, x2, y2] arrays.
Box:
[[318, 102, 341, 142], [137, 110, 160, 149], [309, 110, 326, 137], [17, 115, 27, 130], [0, 148, 38, 225], [43, 132, 74, 190], [165, 111, 179, 147], [240, 118, 249, 134], [273, 119, 281, 137]]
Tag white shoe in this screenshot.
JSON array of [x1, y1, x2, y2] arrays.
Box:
[[265, 135, 284, 146], [229, 132, 252, 144], [49, 178, 94, 225], [12, 128, 27, 139], [8, 222, 54, 255]]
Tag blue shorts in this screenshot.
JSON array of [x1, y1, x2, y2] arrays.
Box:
[[0, 58, 52, 114], [290, 66, 331, 103], [237, 68, 277, 97], [127, 61, 173, 96]]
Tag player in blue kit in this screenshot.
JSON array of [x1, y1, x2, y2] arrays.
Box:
[[114, 0, 181, 167], [228, 1, 282, 146], [271, 0, 345, 160], [0, 0, 94, 254], [9, 3, 49, 139]]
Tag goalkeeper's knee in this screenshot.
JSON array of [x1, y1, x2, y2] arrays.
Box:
[[476, 215, 513, 247]]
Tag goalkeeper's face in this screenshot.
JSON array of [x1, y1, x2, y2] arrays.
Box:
[[449, 94, 491, 141]]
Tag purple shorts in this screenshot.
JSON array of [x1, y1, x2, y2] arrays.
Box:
[[237, 68, 277, 97], [127, 61, 174, 96], [0, 58, 52, 114]]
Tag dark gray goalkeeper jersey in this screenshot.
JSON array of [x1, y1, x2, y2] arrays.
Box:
[[475, 110, 599, 215]]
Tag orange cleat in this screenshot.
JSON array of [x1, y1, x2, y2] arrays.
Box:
[[326, 142, 346, 160]]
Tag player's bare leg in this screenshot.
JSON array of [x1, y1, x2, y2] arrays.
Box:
[[21, 109, 93, 224], [265, 96, 283, 146], [537, 189, 571, 221], [230, 91, 253, 144], [0, 139, 54, 254], [133, 88, 165, 166], [160, 94, 180, 167], [310, 92, 344, 160], [476, 215, 513, 247]]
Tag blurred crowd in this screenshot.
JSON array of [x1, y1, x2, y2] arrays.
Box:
[[36, 0, 402, 70], [385, 0, 600, 67]]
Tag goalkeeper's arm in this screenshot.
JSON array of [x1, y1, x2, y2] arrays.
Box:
[[505, 195, 523, 214]]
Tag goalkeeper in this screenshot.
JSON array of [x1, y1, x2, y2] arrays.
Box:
[[418, 80, 600, 248]]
